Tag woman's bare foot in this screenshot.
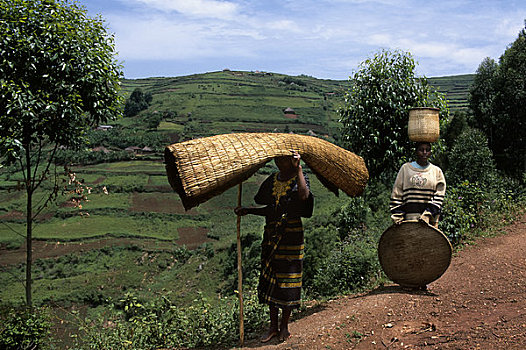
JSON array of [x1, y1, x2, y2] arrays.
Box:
[[260, 329, 278, 343], [279, 328, 291, 342]]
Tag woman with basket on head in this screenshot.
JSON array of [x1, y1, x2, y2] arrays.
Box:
[[390, 141, 446, 228], [234, 150, 313, 343]]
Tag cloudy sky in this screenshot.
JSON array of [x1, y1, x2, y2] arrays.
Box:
[[82, 0, 526, 80]]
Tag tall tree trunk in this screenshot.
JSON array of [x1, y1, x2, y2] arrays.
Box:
[[25, 145, 33, 309]]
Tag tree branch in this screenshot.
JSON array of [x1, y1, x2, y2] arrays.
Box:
[[0, 221, 25, 238], [0, 265, 26, 286], [33, 143, 58, 190], [33, 162, 60, 220], [31, 138, 43, 190], [17, 155, 27, 185]]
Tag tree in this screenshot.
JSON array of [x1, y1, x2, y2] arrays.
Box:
[[124, 88, 153, 118], [0, 0, 123, 308], [468, 57, 498, 140], [447, 128, 496, 185], [469, 21, 526, 177], [338, 49, 448, 178]]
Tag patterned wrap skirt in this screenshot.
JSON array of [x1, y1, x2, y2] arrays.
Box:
[[258, 216, 304, 309]]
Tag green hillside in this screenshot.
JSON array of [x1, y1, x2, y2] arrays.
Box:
[[114, 71, 474, 150], [119, 70, 351, 142], [428, 74, 474, 112]]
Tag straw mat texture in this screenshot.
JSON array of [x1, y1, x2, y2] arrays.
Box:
[[165, 133, 369, 210], [408, 107, 440, 142], [378, 220, 452, 288]]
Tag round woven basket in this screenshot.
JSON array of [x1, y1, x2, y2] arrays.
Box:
[[408, 107, 440, 142], [165, 133, 369, 210], [378, 220, 452, 288]]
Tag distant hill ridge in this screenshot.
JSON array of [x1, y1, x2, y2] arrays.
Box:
[[120, 70, 474, 140]]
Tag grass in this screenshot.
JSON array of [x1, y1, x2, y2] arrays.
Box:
[[0, 246, 182, 306], [78, 160, 165, 173]]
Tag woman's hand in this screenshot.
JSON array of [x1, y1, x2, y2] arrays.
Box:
[[234, 206, 249, 216], [290, 150, 301, 172]]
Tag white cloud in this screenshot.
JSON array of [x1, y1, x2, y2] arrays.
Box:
[[107, 12, 271, 61], [266, 20, 301, 33], [92, 0, 526, 79], [494, 18, 525, 39], [133, 0, 240, 19]]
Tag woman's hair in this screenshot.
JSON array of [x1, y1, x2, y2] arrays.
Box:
[[415, 141, 432, 150]]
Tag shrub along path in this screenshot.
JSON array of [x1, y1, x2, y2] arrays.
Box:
[[243, 214, 526, 349]]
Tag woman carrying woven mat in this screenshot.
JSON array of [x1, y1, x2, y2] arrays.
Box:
[[390, 141, 446, 228], [235, 150, 314, 343]]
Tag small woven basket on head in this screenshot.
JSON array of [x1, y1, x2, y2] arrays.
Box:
[[164, 133, 369, 210], [378, 220, 452, 288], [408, 107, 440, 142]]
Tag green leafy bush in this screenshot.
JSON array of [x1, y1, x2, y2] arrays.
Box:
[[335, 197, 370, 240], [440, 181, 483, 244], [0, 306, 51, 350], [220, 231, 262, 294], [447, 128, 496, 185], [124, 88, 153, 118], [310, 240, 379, 298], [440, 178, 525, 245], [303, 224, 339, 290], [72, 290, 266, 349]]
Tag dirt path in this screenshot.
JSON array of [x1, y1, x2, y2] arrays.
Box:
[[241, 214, 526, 349]]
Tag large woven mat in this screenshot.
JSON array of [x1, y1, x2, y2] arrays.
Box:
[[378, 220, 452, 288], [165, 133, 369, 210]]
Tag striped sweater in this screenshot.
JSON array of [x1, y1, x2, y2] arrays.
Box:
[[390, 162, 446, 221]]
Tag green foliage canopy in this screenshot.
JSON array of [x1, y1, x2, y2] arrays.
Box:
[[469, 57, 498, 137], [124, 88, 152, 118], [0, 0, 123, 158], [0, 0, 123, 308], [469, 22, 526, 177], [447, 128, 496, 185], [338, 49, 448, 178]]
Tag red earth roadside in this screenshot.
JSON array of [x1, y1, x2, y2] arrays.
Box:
[[240, 214, 526, 350]]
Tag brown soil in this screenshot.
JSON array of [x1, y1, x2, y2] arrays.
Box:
[[241, 214, 526, 350], [0, 210, 25, 220], [176, 227, 212, 249], [130, 192, 198, 214], [92, 176, 107, 184]]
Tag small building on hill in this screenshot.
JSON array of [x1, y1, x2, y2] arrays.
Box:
[[283, 107, 296, 115], [92, 146, 110, 154], [283, 107, 298, 120], [124, 146, 142, 154]]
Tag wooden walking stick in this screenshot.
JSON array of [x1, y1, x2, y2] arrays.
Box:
[[236, 182, 244, 346]]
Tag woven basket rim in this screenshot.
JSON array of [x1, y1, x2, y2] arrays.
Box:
[[409, 107, 440, 111]]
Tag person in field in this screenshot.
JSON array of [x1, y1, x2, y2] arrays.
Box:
[[235, 151, 313, 342]]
